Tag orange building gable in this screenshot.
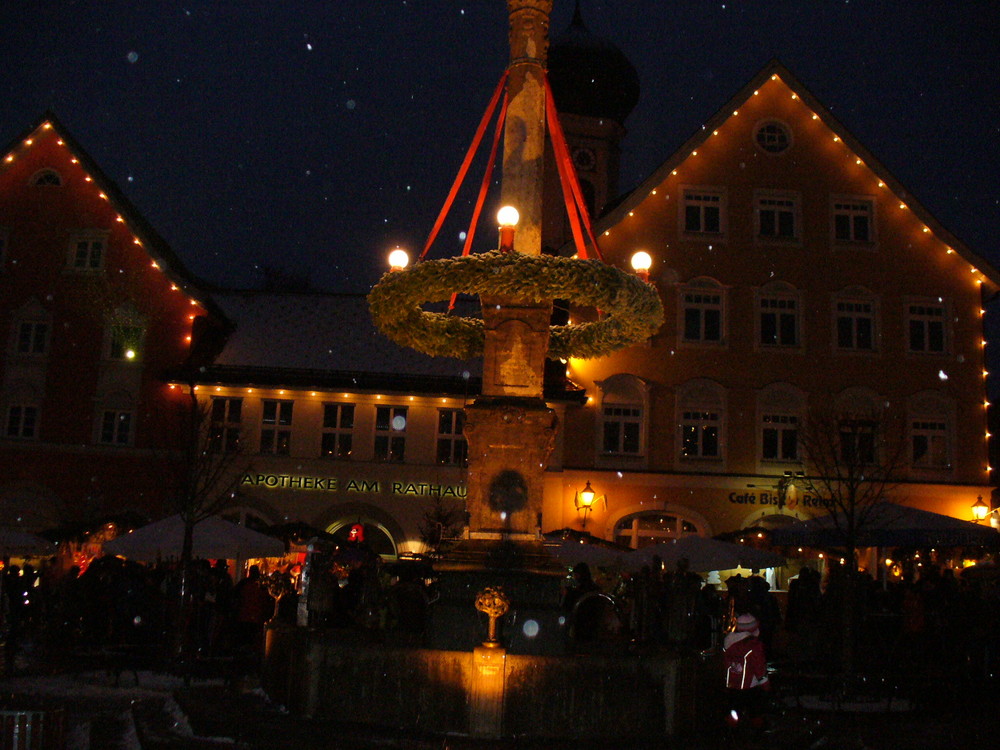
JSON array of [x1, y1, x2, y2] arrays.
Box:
[[0, 114, 219, 529], [548, 62, 998, 547]]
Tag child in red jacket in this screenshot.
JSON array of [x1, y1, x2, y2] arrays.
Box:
[[723, 613, 770, 730]]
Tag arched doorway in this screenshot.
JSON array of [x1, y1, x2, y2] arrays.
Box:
[[328, 520, 398, 558]]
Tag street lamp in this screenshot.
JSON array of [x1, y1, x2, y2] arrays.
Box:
[[575, 480, 597, 528]]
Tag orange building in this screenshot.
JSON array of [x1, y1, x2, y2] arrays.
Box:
[[542, 61, 998, 548]]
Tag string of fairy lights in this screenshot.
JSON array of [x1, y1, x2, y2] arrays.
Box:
[[590, 71, 994, 483], [2, 120, 206, 374]]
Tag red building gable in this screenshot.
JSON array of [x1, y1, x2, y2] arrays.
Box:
[[0, 113, 221, 529]]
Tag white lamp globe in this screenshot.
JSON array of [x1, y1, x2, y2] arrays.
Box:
[[630, 251, 652, 273], [497, 205, 520, 228], [387, 248, 410, 270]]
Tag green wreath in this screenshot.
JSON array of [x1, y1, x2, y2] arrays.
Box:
[[368, 250, 664, 360]]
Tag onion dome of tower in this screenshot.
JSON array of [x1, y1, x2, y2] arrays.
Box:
[[546, 2, 640, 124]]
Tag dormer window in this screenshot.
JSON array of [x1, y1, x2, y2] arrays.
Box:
[[30, 169, 63, 186]]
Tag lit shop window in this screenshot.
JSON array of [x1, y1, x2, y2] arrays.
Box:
[[322, 402, 354, 460], [210, 397, 243, 453], [436, 409, 467, 466], [260, 399, 293, 455], [374, 405, 407, 462]]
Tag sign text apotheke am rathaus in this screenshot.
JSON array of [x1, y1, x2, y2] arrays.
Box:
[[240, 473, 467, 498]]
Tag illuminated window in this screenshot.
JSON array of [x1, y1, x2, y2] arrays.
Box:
[[374, 405, 406, 462], [260, 399, 293, 455], [322, 402, 354, 459], [907, 302, 947, 354], [210, 397, 243, 453], [30, 169, 62, 186], [834, 291, 878, 351], [67, 233, 106, 271], [755, 191, 800, 241], [680, 278, 725, 345], [614, 512, 701, 550], [758, 286, 800, 348], [832, 197, 875, 245], [15, 321, 49, 355], [5, 404, 38, 439], [436, 409, 467, 465], [754, 121, 791, 154], [99, 410, 132, 445], [682, 188, 725, 235]]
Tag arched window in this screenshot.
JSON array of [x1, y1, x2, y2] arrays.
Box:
[[30, 169, 63, 186], [907, 390, 954, 472], [757, 382, 805, 467], [596, 374, 650, 467], [676, 378, 726, 467], [613, 511, 702, 550]]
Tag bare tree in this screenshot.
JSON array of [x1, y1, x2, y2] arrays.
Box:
[[796, 401, 908, 679]]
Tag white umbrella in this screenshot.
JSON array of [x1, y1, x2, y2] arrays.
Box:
[[628, 535, 785, 573], [103, 514, 285, 562], [546, 538, 630, 568], [0, 527, 56, 558]]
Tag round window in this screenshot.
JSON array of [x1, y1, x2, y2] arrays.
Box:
[[755, 121, 791, 154]]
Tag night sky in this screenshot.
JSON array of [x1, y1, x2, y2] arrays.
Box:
[[2, 1, 997, 293]]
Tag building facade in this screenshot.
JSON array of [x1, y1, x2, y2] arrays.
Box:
[[2, 49, 995, 561]]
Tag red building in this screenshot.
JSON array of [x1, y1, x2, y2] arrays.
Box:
[[0, 113, 220, 531]]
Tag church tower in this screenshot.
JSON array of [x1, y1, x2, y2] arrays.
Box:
[[543, 2, 640, 252]]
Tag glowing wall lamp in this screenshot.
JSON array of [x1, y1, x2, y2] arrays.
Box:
[[575, 480, 597, 528], [497, 205, 519, 253], [972, 495, 989, 522], [630, 250, 652, 282], [387, 247, 410, 272]]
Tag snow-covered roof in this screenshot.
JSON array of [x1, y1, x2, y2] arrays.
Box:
[[211, 291, 481, 381]]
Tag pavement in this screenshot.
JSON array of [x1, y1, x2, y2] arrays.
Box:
[[2, 639, 998, 749]]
